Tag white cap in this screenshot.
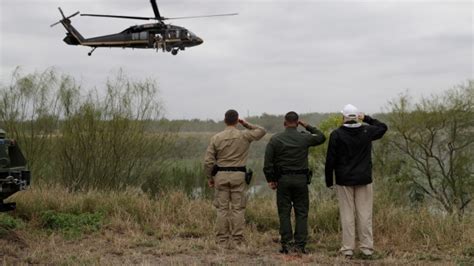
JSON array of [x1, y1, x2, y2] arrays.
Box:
[[341, 104, 359, 118]]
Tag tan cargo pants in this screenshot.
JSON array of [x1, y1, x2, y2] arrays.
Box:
[[213, 171, 247, 244], [336, 184, 374, 256]]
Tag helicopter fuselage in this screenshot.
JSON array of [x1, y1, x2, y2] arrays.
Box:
[[51, 0, 235, 56], [64, 23, 203, 53]]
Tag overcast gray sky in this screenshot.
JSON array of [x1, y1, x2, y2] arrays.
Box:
[[1, 0, 472, 120]]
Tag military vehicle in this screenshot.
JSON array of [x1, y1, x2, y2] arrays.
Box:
[[51, 0, 237, 56], [0, 129, 30, 212]]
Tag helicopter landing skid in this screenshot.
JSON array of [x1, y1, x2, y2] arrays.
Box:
[[88, 47, 97, 56]]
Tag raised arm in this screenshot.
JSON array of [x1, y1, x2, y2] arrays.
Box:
[[241, 119, 266, 142], [363, 115, 388, 141], [298, 121, 326, 146]]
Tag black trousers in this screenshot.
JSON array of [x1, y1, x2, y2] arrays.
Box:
[[276, 175, 309, 248]]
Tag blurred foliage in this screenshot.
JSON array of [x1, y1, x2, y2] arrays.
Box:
[[156, 112, 332, 134], [0, 68, 175, 192]]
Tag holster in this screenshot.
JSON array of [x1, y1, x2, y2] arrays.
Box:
[[307, 170, 313, 184], [245, 169, 253, 185], [211, 164, 219, 177]]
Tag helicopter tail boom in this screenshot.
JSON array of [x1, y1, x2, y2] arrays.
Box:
[[51, 7, 85, 45]]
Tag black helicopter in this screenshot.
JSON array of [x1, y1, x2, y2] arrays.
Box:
[[51, 0, 237, 56]]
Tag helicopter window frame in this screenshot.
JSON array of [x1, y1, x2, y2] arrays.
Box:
[[132, 32, 149, 41], [139, 32, 148, 40]]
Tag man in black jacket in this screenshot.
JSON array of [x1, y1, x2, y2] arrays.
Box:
[[325, 104, 387, 258]]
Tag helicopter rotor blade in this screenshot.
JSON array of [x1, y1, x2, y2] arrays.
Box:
[[162, 13, 238, 20], [50, 21, 61, 27], [58, 7, 66, 19], [67, 11, 80, 19], [50, 9, 80, 27], [80, 14, 155, 20], [150, 0, 162, 21]]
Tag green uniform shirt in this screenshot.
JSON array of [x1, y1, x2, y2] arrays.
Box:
[[263, 125, 325, 182]]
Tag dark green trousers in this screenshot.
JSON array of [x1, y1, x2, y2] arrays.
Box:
[[276, 175, 309, 248]]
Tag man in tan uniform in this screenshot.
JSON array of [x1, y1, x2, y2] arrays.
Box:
[[204, 109, 266, 246]]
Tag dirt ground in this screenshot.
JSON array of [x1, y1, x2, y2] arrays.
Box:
[[1, 229, 466, 265]]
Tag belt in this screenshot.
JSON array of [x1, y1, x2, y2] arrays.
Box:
[[217, 166, 246, 172], [280, 169, 309, 175]]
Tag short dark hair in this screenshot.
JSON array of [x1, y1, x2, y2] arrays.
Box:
[[285, 111, 299, 123], [224, 109, 239, 125]]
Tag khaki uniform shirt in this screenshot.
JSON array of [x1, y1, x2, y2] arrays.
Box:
[[204, 123, 266, 179]]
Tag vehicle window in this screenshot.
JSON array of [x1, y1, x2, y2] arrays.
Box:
[[140, 32, 148, 40]]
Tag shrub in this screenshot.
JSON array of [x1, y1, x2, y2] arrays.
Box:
[[40, 210, 104, 238], [0, 68, 176, 192]]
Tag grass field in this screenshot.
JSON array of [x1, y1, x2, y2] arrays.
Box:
[[1, 185, 473, 265]]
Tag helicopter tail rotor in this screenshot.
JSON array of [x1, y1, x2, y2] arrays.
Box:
[[51, 7, 80, 27]]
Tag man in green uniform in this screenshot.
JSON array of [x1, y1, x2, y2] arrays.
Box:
[[263, 111, 326, 254], [204, 109, 266, 247]]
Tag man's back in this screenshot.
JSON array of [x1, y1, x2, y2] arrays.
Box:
[[264, 125, 325, 181], [205, 123, 266, 176], [208, 126, 264, 167], [265, 127, 325, 173], [325, 115, 388, 186]]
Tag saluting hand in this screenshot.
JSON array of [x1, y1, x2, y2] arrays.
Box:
[[239, 119, 250, 128], [298, 120, 308, 128], [358, 113, 365, 121]]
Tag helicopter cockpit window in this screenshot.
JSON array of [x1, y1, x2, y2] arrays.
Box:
[[139, 32, 148, 40], [132, 32, 149, 40], [168, 30, 178, 39]]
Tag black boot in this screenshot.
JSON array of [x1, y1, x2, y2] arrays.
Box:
[[295, 246, 307, 254], [279, 246, 289, 254]]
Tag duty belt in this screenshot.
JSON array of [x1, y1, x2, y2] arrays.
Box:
[[217, 166, 246, 172], [280, 169, 309, 175]]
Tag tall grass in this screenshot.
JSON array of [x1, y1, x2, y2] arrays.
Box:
[[7, 185, 473, 259]]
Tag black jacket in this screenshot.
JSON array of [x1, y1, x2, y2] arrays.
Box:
[[325, 116, 387, 187]]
